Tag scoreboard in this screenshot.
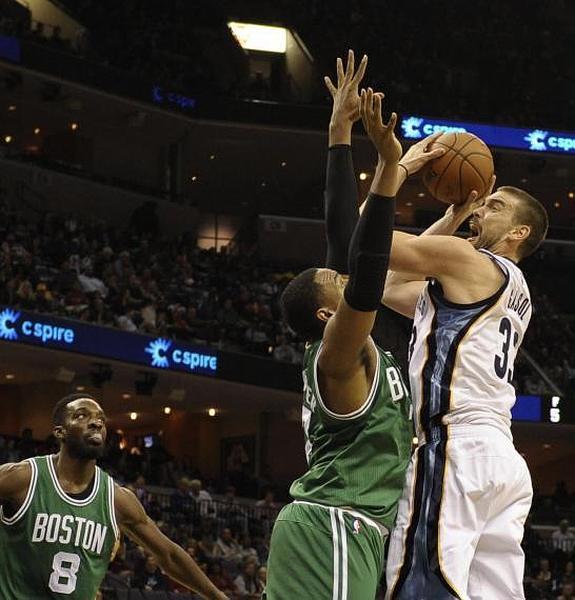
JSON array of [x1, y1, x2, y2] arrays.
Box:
[[512, 395, 575, 424]]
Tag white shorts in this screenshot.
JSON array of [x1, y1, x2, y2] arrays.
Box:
[[385, 425, 533, 600]]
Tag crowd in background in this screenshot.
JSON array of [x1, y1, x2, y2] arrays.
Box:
[[1, 197, 574, 394], [0, 199, 305, 365], [2, 0, 574, 128], [2, 427, 575, 599]]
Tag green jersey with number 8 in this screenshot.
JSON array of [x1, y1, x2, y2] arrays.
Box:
[[290, 339, 413, 532], [0, 455, 119, 599]]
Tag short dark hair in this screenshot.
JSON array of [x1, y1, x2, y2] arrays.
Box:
[[53, 393, 98, 426], [501, 186, 549, 260], [280, 268, 325, 342]]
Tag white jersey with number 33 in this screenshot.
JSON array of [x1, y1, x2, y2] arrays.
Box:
[[408, 249, 532, 439]]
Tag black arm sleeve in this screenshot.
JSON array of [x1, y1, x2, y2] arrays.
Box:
[[324, 145, 360, 273], [344, 193, 395, 312]]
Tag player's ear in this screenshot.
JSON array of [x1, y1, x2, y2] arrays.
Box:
[[316, 307, 335, 323], [53, 425, 64, 441], [510, 224, 531, 242]]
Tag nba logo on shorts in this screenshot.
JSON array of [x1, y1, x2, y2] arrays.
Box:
[[353, 519, 361, 535]]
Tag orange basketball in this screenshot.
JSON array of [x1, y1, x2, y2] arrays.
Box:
[[422, 132, 494, 205]]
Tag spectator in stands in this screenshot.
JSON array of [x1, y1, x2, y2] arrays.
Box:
[[216, 528, 243, 567], [562, 562, 575, 587], [233, 558, 262, 599], [255, 489, 278, 537], [553, 520, 575, 554], [170, 476, 193, 525], [190, 478, 217, 521], [131, 555, 169, 592], [533, 558, 554, 596], [220, 485, 248, 535], [78, 262, 108, 297], [198, 533, 219, 563], [256, 566, 267, 592], [239, 535, 259, 564], [16, 427, 35, 459], [272, 334, 300, 363], [207, 562, 235, 598], [255, 489, 278, 512], [559, 583, 575, 600], [129, 474, 150, 507]]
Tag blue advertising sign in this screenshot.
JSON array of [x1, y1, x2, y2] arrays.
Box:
[[0, 307, 217, 376], [0, 35, 21, 63], [399, 115, 575, 155], [152, 85, 196, 111], [511, 395, 542, 422]]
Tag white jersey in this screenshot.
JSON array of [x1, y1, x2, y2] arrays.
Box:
[[408, 250, 532, 440]]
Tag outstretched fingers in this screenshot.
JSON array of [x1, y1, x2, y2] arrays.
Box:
[[324, 76, 337, 98], [351, 54, 368, 86]]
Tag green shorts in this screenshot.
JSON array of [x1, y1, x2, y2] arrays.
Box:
[[264, 501, 387, 600]]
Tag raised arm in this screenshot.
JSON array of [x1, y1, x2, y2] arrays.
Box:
[[115, 485, 227, 600], [318, 90, 401, 415], [318, 90, 402, 415], [323, 50, 367, 273], [381, 139, 497, 316]]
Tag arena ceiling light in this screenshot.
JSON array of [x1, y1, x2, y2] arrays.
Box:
[[228, 22, 287, 53]]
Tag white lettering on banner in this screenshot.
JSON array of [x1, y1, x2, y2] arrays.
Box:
[[548, 136, 575, 152], [422, 123, 467, 135]]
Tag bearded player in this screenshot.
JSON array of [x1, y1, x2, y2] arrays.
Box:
[[0, 393, 228, 600], [356, 89, 548, 599]]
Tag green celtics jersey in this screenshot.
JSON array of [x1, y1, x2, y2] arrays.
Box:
[[0, 455, 119, 600], [290, 340, 413, 531]]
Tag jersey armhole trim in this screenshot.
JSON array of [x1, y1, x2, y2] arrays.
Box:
[[313, 337, 381, 421], [0, 458, 38, 526], [429, 257, 509, 311], [108, 478, 120, 541]]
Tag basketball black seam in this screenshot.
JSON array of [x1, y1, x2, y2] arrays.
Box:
[[458, 152, 465, 204], [432, 133, 461, 198], [433, 137, 490, 200], [460, 152, 493, 190]]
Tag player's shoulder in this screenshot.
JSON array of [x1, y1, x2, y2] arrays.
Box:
[[112, 483, 146, 524], [0, 460, 34, 498]]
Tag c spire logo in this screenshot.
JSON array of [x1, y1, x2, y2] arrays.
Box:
[[145, 338, 172, 368], [401, 117, 424, 139], [0, 308, 20, 340], [524, 129, 548, 151]]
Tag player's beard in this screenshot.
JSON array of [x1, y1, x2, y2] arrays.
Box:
[[64, 432, 106, 460]]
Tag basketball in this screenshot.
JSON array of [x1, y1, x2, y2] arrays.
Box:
[[422, 132, 494, 205]]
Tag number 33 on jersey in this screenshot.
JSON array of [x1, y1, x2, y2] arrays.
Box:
[[408, 249, 532, 438]]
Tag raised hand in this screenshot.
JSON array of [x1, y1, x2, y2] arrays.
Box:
[[360, 87, 402, 166], [452, 174, 497, 219], [399, 132, 447, 177], [325, 49, 368, 126]]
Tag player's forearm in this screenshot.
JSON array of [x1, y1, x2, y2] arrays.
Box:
[[324, 143, 360, 273], [420, 205, 469, 237], [370, 160, 402, 198], [160, 546, 225, 599]]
